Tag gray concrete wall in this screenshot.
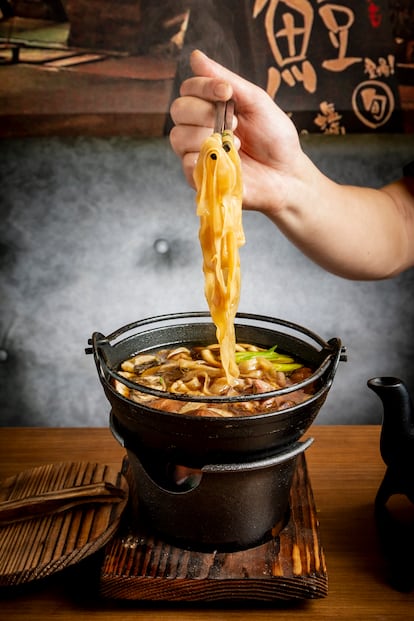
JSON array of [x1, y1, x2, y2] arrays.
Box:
[[1, 134, 413, 427]]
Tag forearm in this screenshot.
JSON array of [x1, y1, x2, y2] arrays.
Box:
[[169, 51, 414, 280], [258, 153, 414, 280]]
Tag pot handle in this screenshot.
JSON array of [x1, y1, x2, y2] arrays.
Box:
[[202, 437, 314, 473], [109, 411, 125, 448], [321, 337, 347, 386], [86, 332, 116, 385]]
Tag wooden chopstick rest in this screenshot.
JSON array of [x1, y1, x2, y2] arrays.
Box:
[[0, 481, 127, 525]]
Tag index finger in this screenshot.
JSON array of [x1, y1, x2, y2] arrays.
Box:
[[170, 95, 217, 132], [184, 50, 263, 110], [179, 76, 233, 103]]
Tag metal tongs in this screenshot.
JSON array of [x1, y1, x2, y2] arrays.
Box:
[[214, 99, 234, 135]]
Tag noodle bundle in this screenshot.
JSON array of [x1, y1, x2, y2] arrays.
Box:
[[193, 128, 245, 385]]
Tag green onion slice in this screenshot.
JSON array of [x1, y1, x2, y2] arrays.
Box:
[[235, 345, 303, 372]]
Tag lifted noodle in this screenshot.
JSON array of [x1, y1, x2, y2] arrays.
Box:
[[193, 128, 245, 385]]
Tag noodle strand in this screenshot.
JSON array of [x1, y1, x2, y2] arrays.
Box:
[[194, 129, 245, 385]]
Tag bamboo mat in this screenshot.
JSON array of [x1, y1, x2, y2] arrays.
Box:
[[0, 461, 128, 587]]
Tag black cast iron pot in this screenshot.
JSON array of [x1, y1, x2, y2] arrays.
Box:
[[89, 312, 344, 467], [88, 312, 344, 549]]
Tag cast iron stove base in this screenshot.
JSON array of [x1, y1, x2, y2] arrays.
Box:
[[100, 453, 327, 601], [100, 455, 328, 602]]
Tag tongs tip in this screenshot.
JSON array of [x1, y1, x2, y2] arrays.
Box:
[[214, 99, 234, 134]]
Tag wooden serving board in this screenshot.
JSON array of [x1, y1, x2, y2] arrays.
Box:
[[100, 454, 327, 601], [0, 462, 128, 587]]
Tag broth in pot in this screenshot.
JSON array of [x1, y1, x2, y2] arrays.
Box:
[[113, 342, 315, 417]]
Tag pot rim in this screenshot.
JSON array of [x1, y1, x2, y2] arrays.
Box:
[[89, 311, 344, 405]]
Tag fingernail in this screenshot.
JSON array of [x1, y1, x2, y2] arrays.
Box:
[[214, 82, 230, 99]]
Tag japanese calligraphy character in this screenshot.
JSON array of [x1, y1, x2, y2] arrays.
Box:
[[314, 100, 346, 133], [352, 80, 394, 128], [253, 0, 317, 96], [318, 2, 362, 71]]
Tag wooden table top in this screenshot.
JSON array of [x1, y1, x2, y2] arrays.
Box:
[[0, 426, 413, 619]]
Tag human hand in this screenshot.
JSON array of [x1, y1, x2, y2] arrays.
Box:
[[169, 50, 304, 213]]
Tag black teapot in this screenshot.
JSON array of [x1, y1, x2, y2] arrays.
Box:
[[368, 376, 414, 592], [368, 377, 414, 507]]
